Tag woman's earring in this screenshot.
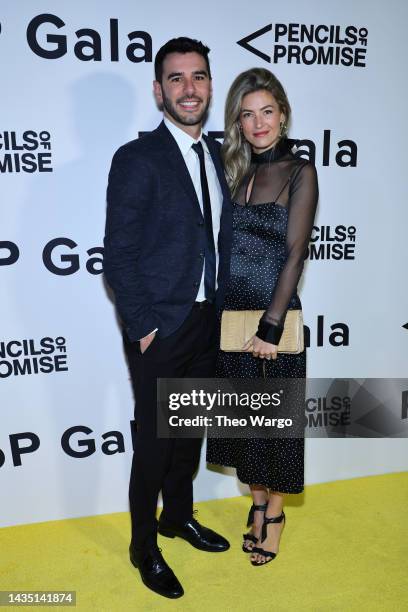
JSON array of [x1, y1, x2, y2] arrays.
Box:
[[279, 121, 288, 137], [238, 123, 245, 141]]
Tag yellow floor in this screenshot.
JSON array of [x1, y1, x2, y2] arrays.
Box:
[[1, 473, 408, 611]]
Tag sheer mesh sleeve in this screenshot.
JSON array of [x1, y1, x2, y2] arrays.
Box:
[[261, 162, 318, 337]]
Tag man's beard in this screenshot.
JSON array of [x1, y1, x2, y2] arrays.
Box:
[[162, 92, 211, 126]]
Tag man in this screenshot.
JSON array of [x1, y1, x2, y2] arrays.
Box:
[[104, 38, 232, 599]]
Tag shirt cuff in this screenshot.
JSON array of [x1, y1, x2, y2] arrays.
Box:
[[256, 320, 284, 345]]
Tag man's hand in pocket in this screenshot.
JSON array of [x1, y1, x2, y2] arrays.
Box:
[[140, 331, 156, 354]]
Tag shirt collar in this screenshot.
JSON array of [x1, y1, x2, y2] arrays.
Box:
[[164, 116, 206, 157]]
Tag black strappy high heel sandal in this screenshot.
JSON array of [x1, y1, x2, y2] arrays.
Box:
[[242, 502, 268, 553], [251, 511, 286, 565]]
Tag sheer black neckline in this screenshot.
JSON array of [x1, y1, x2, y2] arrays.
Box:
[[251, 138, 292, 165]]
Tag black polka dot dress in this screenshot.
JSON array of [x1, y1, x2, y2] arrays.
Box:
[[206, 139, 318, 493]]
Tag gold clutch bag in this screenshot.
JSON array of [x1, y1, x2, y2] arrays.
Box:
[[220, 309, 304, 354]]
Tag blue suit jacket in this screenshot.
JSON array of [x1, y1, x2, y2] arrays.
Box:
[[103, 121, 232, 342]]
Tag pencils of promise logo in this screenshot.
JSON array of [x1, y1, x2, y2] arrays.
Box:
[[238, 23, 368, 67], [0, 337, 68, 378], [0, 131, 52, 173], [308, 225, 357, 260]]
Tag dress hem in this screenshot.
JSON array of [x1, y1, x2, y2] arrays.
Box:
[[206, 460, 304, 494]]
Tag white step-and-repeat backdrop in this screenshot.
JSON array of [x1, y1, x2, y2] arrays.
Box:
[[1, 0, 407, 527]]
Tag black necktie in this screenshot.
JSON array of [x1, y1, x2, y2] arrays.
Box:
[[191, 141, 216, 302]]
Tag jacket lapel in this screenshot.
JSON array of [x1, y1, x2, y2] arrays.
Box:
[[156, 121, 202, 218], [156, 122, 230, 216]]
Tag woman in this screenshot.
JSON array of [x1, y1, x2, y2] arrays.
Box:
[[207, 68, 318, 566]]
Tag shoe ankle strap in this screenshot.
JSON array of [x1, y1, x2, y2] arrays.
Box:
[[247, 502, 268, 527], [264, 511, 285, 524], [253, 503, 268, 511], [261, 511, 285, 541]]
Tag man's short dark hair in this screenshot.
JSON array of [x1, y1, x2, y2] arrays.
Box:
[[154, 37, 211, 82]]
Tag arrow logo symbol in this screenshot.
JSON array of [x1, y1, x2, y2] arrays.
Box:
[[237, 24, 272, 63], [403, 323, 408, 330]]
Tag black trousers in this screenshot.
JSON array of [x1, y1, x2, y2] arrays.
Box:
[[123, 302, 217, 549]]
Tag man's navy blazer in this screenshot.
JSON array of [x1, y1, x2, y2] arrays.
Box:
[[103, 121, 232, 342]]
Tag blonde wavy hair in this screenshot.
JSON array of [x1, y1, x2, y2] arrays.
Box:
[[222, 68, 291, 196]]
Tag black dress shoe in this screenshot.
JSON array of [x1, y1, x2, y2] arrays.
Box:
[[158, 515, 230, 552], [129, 544, 183, 599]]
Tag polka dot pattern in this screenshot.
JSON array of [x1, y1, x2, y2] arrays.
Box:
[[206, 202, 305, 493]]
